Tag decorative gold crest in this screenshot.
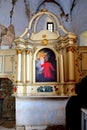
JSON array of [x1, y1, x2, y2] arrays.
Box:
[[42, 39, 48, 45]]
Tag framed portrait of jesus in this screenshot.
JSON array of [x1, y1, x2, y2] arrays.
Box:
[[35, 48, 57, 82]]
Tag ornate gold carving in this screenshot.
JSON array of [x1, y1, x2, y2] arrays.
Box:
[[66, 46, 75, 53], [68, 79, 75, 82], [25, 49, 30, 54], [73, 39, 77, 44], [42, 39, 48, 45], [16, 49, 22, 54], [26, 80, 30, 83], [16, 81, 21, 83], [75, 49, 87, 81], [11, 75, 15, 81]]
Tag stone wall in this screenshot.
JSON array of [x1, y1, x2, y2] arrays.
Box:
[[0, 78, 15, 120]]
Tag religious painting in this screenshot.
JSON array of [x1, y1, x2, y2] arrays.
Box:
[[36, 48, 57, 82]]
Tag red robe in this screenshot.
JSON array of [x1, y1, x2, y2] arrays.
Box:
[[41, 61, 55, 79]]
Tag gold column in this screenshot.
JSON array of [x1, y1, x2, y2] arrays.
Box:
[[59, 52, 64, 83], [67, 46, 75, 82], [26, 49, 30, 83], [16, 49, 22, 83]]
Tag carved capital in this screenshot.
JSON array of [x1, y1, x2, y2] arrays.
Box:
[[16, 49, 22, 54], [16, 80, 21, 83], [66, 46, 75, 53], [25, 49, 30, 54]]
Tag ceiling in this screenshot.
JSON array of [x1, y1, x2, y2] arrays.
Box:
[[33, 0, 87, 35], [28, 0, 87, 45], [0, 0, 87, 45]]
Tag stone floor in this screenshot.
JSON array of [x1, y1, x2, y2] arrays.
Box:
[[0, 120, 66, 130], [0, 120, 15, 130], [0, 125, 66, 130]]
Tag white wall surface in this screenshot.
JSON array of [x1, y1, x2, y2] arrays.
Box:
[[16, 97, 68, 128]]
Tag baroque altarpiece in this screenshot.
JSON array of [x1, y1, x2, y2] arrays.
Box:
[[13, 10, 77, 97]]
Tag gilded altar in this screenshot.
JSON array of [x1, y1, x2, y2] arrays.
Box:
[[13, 10, 77, 97]]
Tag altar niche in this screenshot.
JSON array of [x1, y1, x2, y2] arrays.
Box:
[[36, 48, 57, 82]]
